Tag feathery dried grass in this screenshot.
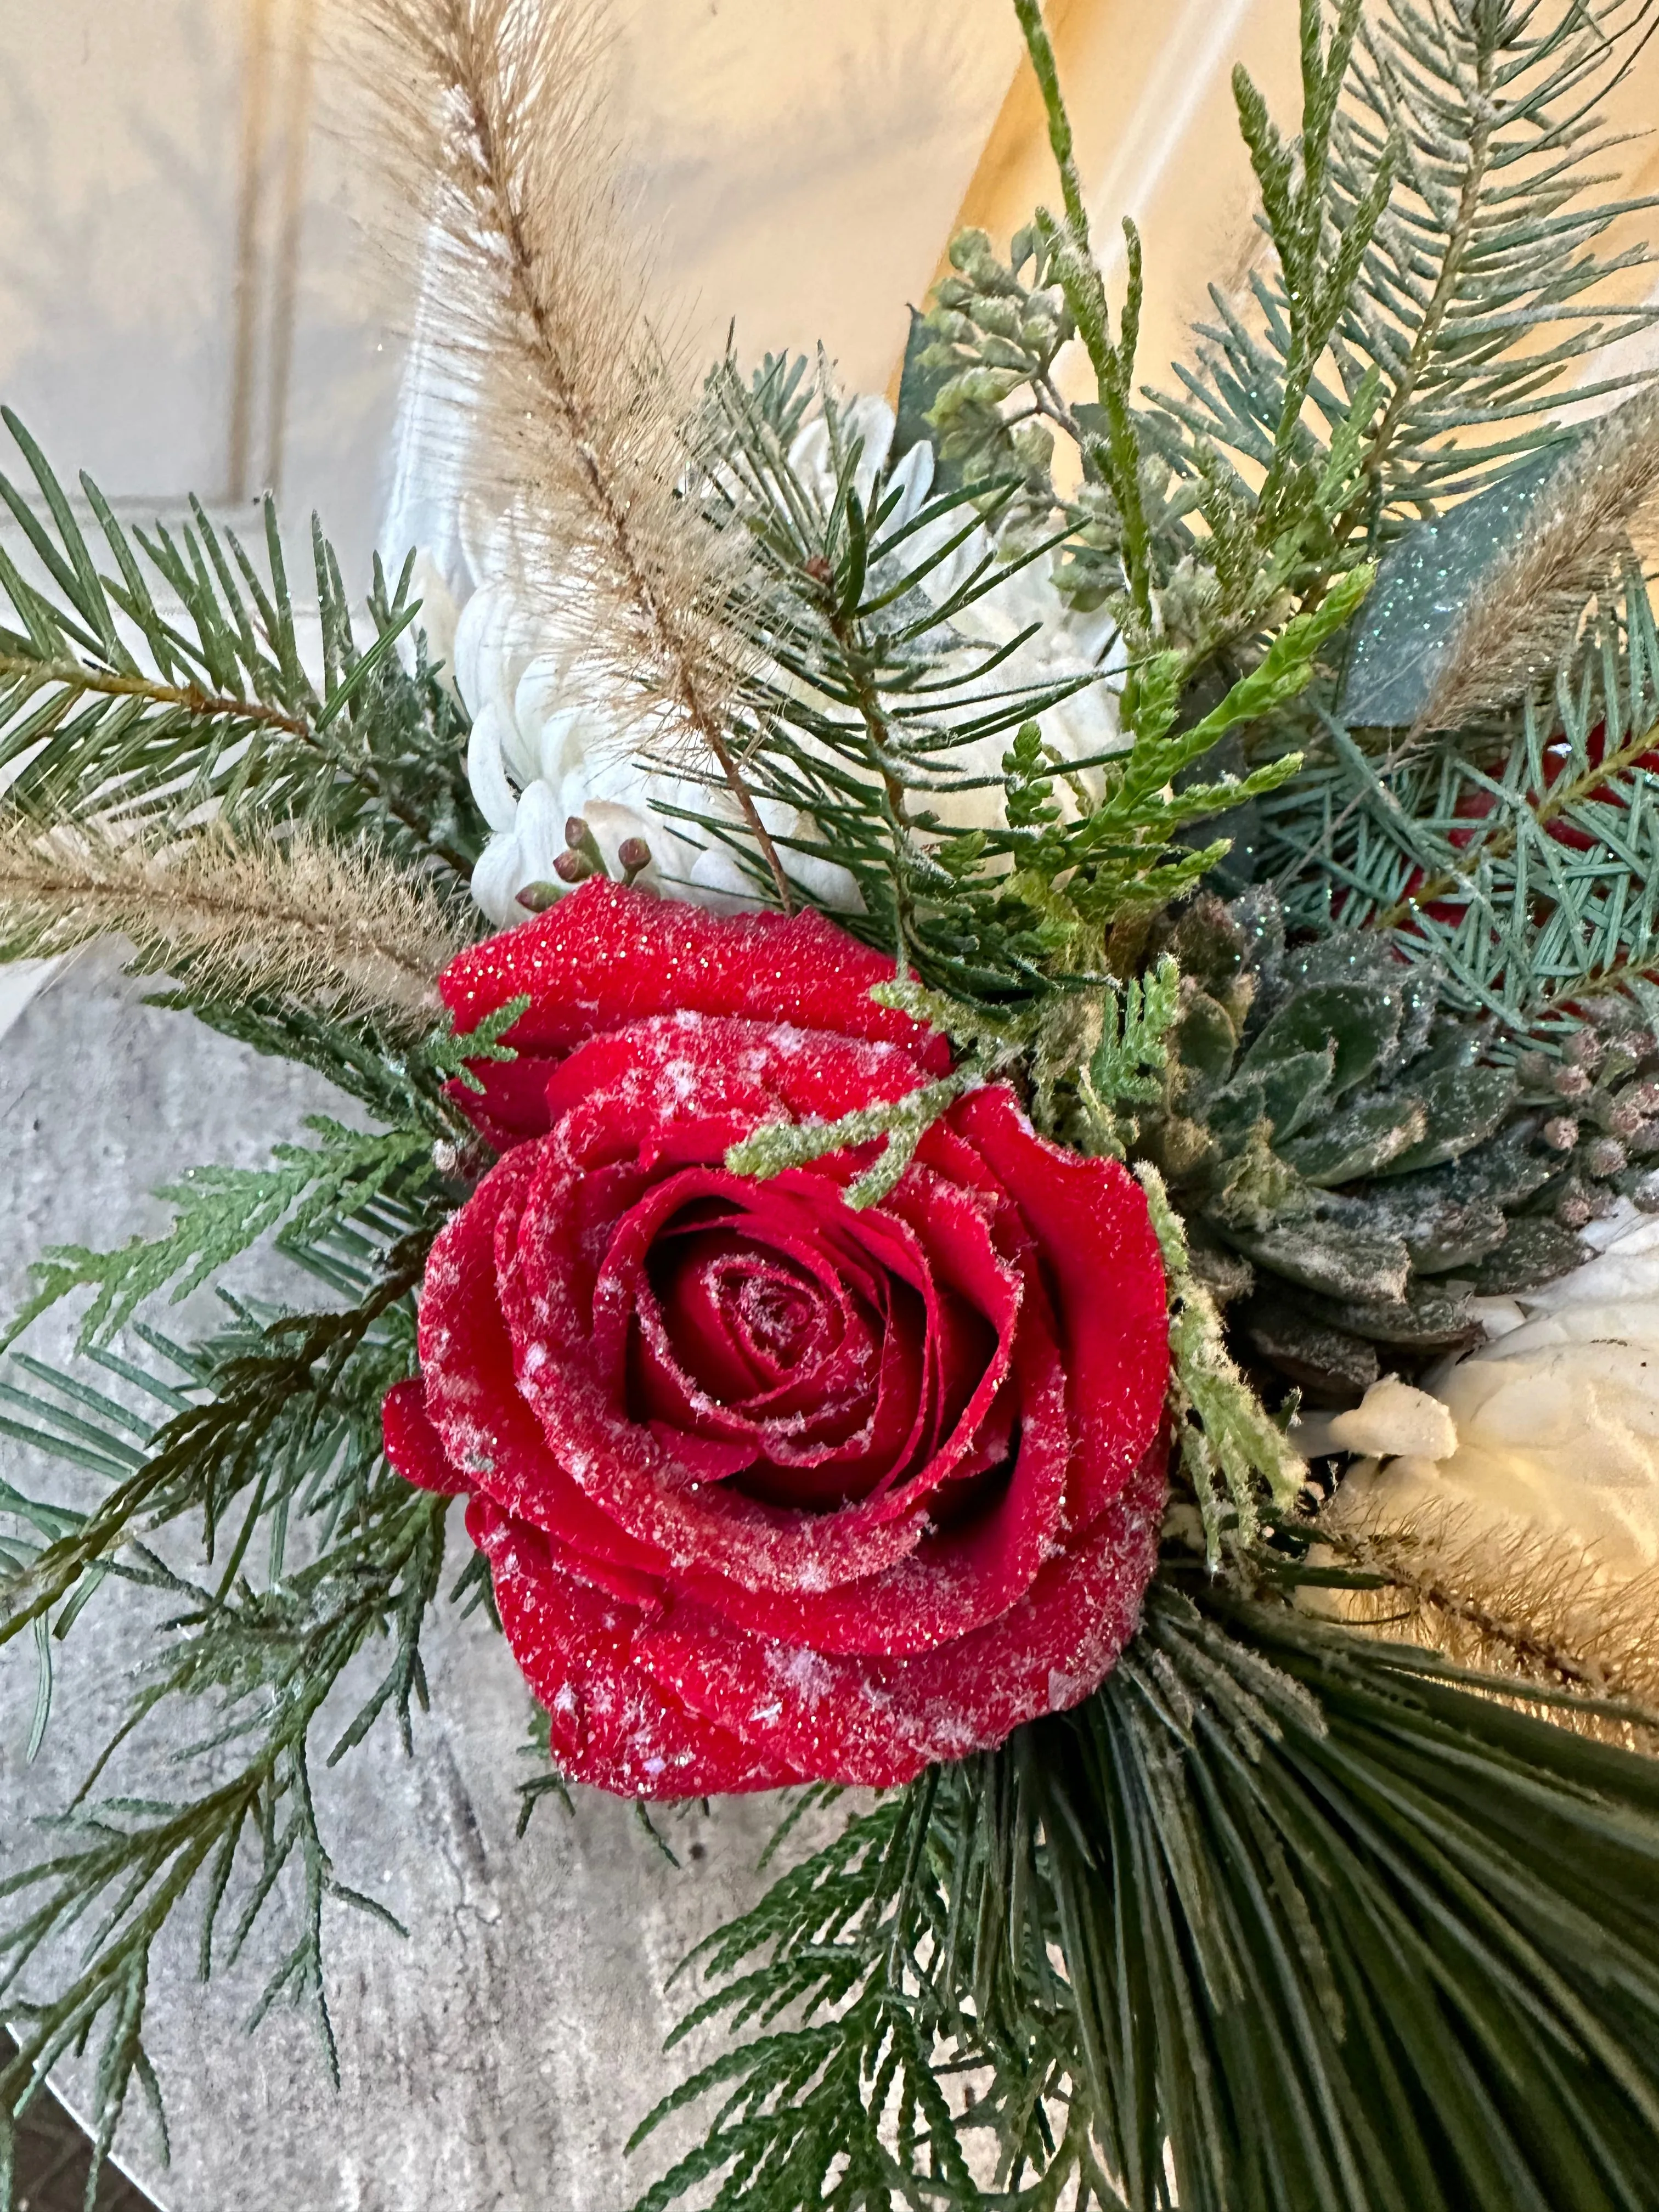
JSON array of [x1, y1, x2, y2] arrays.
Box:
[[1419, 384, 1659, 735], [1316, 1491, 1659, 1753], [340, 0, 791, 906], [0, 822, 468, 1027]]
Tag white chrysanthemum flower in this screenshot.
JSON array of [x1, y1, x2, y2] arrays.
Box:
[[398, 393, 1124, 927], [1317, 1203, 1659, 1575]]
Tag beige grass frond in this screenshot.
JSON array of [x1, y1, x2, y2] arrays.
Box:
[[1315, 1491, 1659, 1753], [0, 823, 468, 1028], [1418, 384, 1659, 737], [339, 0, 791, 907]]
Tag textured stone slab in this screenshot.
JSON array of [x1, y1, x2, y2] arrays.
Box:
[[0, 960, 791, 2210]]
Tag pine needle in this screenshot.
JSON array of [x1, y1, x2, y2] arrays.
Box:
[[1319, 1489, 1659, 1751], [339, 0, 792, 907], [0, 822, 466, 1026], [1418, 386, 1659, 735]]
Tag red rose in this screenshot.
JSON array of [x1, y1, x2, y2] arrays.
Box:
[[383, 882, 1169, 1795]]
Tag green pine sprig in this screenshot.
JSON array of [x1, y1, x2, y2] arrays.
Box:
[[1266, 568, 1659, 1040], [0, 412, 483, 883], [634, 1576, 1659, 2212]]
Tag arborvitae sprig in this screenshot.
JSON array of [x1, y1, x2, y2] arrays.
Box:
[[1155, 0, 1659, 538], [692, 358, 1371, 1006], [922, 3, 1392, 662], [1, 1124, 435, 1356]]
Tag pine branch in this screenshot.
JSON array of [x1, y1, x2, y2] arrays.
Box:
[[689, 359, 1366, 1010], [1, 1121, 437, 1356], [919, 3, 1392, 669], [0, 1231, 428, 1656], [1158, 0, 1659, 537], [0, 414, 483, 882], [0, 1479, 450, 2205], [1265, 568, 1659, 1037], [637, 1573, 1659, 2212]]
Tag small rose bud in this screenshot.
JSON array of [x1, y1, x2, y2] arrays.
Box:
[[554, 849, 597, 884], [1608, 1096, 1645, 1138], [516, 879, 561, 913], [1543, 1115, 1580, 1152], [1557, 1190, 1593, 1229], [1586, 1135, 1628, 1178], [1551, 1064, 1593, 1099], [1564, 1027, 1605, 1069], [565, 816, 590, 851], [617, 836, 652, 886]]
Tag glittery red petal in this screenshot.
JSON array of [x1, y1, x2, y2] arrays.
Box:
[[381, 1379, 469, 1495], [626, 1432, 1165, 1791], [944, 1088, 1169, 1524], [473, 1497, 802, 1796], [441, 880, 950, 1145]]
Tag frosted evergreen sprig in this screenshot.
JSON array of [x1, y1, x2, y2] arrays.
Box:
[[1158, 0, 1659, 535], [1136, 1163, 1305, 1561], [690, 341, 1371, 1002], [635, 1576, 1659, 2212], [0, 1478, 452, 2201], [725, 1071, 980, 1211], [1, 1121, 436, 1355], [1267, 568, 1659, 1040]]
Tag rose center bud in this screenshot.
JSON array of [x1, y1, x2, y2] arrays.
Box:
[[634, 1209, 924, 1512], [727, 1266, 820, 1367]]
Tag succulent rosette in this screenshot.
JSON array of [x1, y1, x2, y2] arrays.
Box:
[[382, 882, 1169, 1794]]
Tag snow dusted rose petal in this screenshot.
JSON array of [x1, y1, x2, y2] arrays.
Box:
[[384, 882, 1169, 1794]]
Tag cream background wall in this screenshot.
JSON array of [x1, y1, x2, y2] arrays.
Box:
[[0, 0, 1023, 578]]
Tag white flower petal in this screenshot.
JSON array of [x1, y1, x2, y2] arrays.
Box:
[[452, 582, 509, 718], [400, 551, 462, 697], [787, 397, 897, 513], [453, 580, 535, 723], [470, 832, 529, 928], [544, 704, 619, 794], [847, 396, 897, 511], [687, 842, 765, 912], [787, 416, 832, 498], [466, 703, 521, 833], [512, 779, 566, 888], [512, 653, 571, 767]]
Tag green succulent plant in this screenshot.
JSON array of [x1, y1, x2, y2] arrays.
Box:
[[1136, 894, 1586, 1402]]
